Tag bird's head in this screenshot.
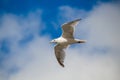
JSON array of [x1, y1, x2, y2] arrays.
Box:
[[50, 39, 57, 43]]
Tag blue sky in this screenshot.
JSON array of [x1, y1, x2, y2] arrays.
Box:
[[0, 0, 114, 38], [0, 0, 116, 39], [0, 0, 120, 80], [0, 0, 112, 13]]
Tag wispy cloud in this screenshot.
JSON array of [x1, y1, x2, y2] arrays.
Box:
[[0, 10, 45, 80], [0, 2, 120, 80]]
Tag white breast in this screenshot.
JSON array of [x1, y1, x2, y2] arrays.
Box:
[[57, 37, 67, 43]]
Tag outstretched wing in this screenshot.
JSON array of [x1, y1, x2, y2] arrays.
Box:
[[62, 19, 81, 39], [54, 44, 68, 67]]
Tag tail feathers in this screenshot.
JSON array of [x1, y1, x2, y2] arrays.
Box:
[[77, 40, 86, 43], [57, 59, 65, 67]]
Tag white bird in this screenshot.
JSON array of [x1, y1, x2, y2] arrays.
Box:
[[50, 19, 86, 67]]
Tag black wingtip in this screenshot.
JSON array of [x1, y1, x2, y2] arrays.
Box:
[[60, 63, 65, 67], [75, 18, 82, 21], [57, 59, 65, 68]]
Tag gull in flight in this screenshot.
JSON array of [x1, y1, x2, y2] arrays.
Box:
[[50, 19, 86, 67]]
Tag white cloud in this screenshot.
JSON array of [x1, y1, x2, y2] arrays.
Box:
[[57, 6, 88, 26], [0, 2, 120, 80]]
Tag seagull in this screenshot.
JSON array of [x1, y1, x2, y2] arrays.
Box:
[[50, 19, 86, 67]]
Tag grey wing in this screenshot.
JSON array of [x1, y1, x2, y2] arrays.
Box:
[[54, 44, 68, 67], [62, 19, 81, 39]]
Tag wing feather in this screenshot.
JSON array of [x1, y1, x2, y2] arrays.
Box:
[[54, 44, 68, 67], [62, 19, 81, 39]]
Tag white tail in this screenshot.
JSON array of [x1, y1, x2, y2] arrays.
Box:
[[77, 40, 86, 43]]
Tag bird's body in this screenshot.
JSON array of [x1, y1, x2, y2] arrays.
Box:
[[54, 37, 85, 44], [50, 19, 86, 67]]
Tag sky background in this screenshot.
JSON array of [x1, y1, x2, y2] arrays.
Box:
[[0, 0, 120, 80]]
